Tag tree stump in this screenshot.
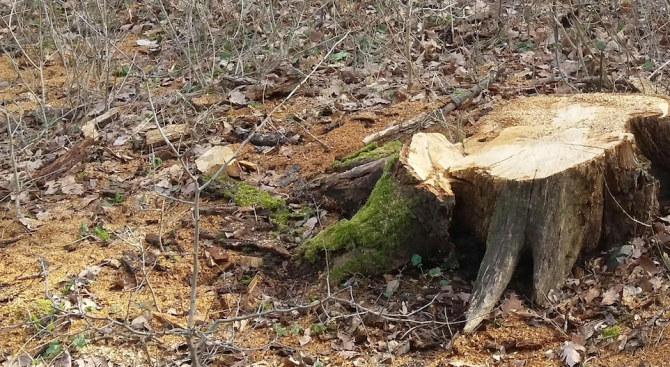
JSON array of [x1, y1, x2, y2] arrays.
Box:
[[302, 93, 670, 333]]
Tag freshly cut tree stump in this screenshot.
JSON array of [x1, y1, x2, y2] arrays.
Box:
[[302, 93, 670, 334]]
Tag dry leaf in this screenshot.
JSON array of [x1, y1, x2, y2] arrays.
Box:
[[229, 88, 248, 105], [638, 255, 658, 274], [299, 335, 312, 346], [501, 294, 524, 317], [601, 287, 621, 306], [558, 341, 584, 367], [195, 145, 242, 177], [136, 39, 158, 47], [581, 288, 600, 304]]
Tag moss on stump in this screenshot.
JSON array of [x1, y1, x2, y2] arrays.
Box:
[[331, 141, 403, 171], [300, 155, 452, 282]]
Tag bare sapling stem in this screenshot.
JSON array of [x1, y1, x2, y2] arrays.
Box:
[[146, 30, 351, 365], [5, 111, 22, 219], [406, 0, 413, 89]]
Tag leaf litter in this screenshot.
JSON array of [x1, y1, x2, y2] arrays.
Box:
[[3, 0, 670, 366]]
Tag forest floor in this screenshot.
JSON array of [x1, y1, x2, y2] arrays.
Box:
[[3, 1, 670, 366]]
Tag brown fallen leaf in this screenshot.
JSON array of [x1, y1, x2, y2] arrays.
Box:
[[299, 334, 312, 346], [601, 286, 621, 306], [557, 341, 584, 367], [154, 312, 186, 329], [640, 277, 654, 292], [501, 294, 524, 317], [581, 287, 600, 304], [638, 255, 658, 274], [131, 311, 153, 331], [145, 233, 162, 247]]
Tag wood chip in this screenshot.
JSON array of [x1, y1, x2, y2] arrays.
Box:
[[145, 123, 190, 145], [220, 293, 239, 310], [234, 255, 263, 268]]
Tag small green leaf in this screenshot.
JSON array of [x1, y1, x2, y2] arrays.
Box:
[[330, 51, 350, 62], [220, 51, 232, 61], [80, 222, 89, 235], [44, 340, 63, 358], [643, 59, 654, 71], [274, 323, 287, 337], [113, 192, 125, 204], [411, 254, 422, 267], [73, 334, 87, 349], [289, 323, 303, 335], [310, 323, 326, 335], [428, 267, 442, 278], [439, 279, 450, 287], [150, 155, 162, 169], [595, 40, 607, 51], [94, 225, 110, 241]]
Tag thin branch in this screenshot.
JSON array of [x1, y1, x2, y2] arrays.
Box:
[[4, 110, 22, 218]]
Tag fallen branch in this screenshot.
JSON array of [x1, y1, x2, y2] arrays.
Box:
[[34, 137, 96, 186], [362, 68, 501, 145], [0, 235, 27, 248]]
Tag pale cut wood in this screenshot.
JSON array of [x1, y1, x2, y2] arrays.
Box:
[[398, 93, 670, 334], [145, 123, 190, 145]]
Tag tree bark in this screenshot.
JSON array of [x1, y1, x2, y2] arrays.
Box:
[[305, 93, 670, 334]]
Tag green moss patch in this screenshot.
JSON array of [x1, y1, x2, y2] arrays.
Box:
[[301, 155, 419, 281], [601, 325, 621, 339], [332, 140, 402, 170], [203, 173, 318, 236], [234, 183, 285, 210], [203, 174, 286, 210]]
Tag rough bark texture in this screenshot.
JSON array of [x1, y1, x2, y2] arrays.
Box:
[[299, 155, 454, 282], [304, 93, 670, 334], [35, 137, 95, 185]]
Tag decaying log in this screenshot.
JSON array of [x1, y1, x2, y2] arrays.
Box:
[[292, 141, 402, 216], [35, 137, 95, 185], [299, 152, 455, 281], [145, 123, 190, 145], [304, 92, 670, 334]]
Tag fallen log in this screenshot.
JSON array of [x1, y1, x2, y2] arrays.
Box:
[[35, 137, 95, 186], [291, 141, 403, 216], [301, 93, 670, 334]]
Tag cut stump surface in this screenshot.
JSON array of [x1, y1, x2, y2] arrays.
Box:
[[404, 93, 667, 333], [302, 93, 670, 334]]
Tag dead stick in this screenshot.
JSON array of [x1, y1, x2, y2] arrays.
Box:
[[362, 68, 500, 145]]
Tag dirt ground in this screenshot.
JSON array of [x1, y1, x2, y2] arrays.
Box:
[[4, 1, 670, 366]]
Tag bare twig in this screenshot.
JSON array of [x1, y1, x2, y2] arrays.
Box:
[[4, 110, 22, 218], [144, 30, 352, 366], [406, 0, 413, 89]]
